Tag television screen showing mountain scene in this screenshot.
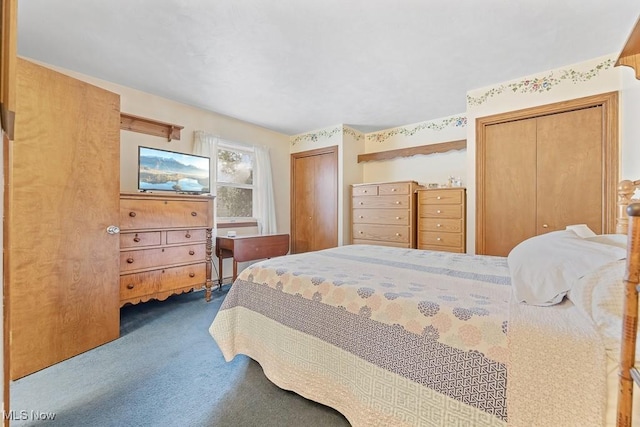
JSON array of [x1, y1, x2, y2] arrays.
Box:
[[139, 147, 210, 192]]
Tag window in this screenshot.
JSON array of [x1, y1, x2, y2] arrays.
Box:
[[215, 142, 255, 219]]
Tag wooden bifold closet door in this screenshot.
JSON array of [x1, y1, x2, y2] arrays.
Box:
[[477, 93, 618, 257]]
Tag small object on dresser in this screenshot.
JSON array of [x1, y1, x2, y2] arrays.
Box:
[[227, 230, 237, 237], [427, 183, 439, 189]]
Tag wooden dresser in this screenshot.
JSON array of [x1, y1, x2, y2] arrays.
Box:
[[351, 181, 419, 248], [416, 187, 466, 253], [119, 192, 215, 306]]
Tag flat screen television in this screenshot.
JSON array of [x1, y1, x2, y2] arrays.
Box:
[[138, 146, 210, 193]]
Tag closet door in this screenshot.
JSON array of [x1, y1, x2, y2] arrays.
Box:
[[477, 95, 616, 257], [291, 154, 316, 253], [291, 146, 338, 253], [536, 106, 603, 235], [482, 119, 537, 257], [9, 59, 121, 379]]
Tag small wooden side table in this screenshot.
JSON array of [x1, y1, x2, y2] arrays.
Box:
[[215, 233, 290, 287]]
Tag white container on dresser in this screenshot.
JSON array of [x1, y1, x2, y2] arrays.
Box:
[[416, 187, 466, 253], [351, 181, 419, 248], [119, 192, 215, 306]]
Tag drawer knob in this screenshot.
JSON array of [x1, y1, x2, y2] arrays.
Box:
[[395, 201, 401, 205], [436, 223, 441, 227], [437, 237, 442, 241], [185, 233, 191, 238], [395, 216, 401, 220], [126, 284, 134, 290], [437, 196, 441, 200], [391, 188, 396, 192], [359, 202, 364, 205], [359, 231, 363, 234], [189, 272, 195, 278], [191, 211, 197, 217], [436, 209, 442, 214], [127, 258, 134, 264], [359, 215, 364, 219], [133, 234, 141, 243], [395, 233, 401, 236], [189, 250, 195, 255], [363, 190, 367, 193], [542, 224, 549, 228], [129, 211, 136, 217]]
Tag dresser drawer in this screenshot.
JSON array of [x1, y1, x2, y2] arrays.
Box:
[[420, 204, 463, 218], [352, 185, 378, 197], [120, 244, 206, 272], [166, 229, 207, 244], [418, 189, 463, 205], [418, 244, 465, 254], [353, 224, 410, 243], [157, 263, 206, 293], [353, 195, 411, 209], [419, 218, 463, 233], [353, 208, 410, 225], [378, 182, 411, 196], [120, 271, 159, 300], [418, 231, 463, 248], [120, 199, 211, 230], [120, 263, 206, 300], [120, 231, 162, 248], [352, 239, 410, 248]]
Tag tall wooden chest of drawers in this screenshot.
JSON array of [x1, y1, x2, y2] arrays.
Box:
[[416, 187, 466, 253], [119, 192, 215, 306], [351, 181, 419, 248]]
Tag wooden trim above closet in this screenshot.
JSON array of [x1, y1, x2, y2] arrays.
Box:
[[120, 113, 183, 141], [357, 139, 466, 163]]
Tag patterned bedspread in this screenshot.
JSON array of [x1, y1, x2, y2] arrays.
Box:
[[210, 244, 606, 426]]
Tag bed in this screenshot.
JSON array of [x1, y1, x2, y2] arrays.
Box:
[[210, 182, 640, 427]]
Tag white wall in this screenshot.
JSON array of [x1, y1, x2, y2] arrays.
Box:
[[362, 115, 467, 186], [341, 127, 365, 244], [465, 54, 639, 252], [21, 57, 292, 237], [347, 54, 640, 254]]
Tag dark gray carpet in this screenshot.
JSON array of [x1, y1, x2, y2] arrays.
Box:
[[11, 286, 351, 426]]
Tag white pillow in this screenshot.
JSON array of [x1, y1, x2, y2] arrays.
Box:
[[567, 259, 638, 360], [508, 230, 627, 306], [565, 224, 597, 238], [584, 233, 628, 250]]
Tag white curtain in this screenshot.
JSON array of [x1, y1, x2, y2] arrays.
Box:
[[254, 145, 277, 234], [193, 131, 218, 196], [194, 130, 277, 235]]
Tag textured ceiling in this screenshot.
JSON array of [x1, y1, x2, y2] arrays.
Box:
[[16, 0, 640, 135]]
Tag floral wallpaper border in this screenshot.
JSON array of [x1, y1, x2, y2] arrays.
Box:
[[467, 58, 615, 107], [343, 126, 365, 141], [366, 116, 467, 143], [290, 125, 364, 146]]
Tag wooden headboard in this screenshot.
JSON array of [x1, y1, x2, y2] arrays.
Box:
[[617, 179, 640, 234]]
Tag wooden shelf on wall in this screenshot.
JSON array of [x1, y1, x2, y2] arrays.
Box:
[[357, 139, 466, 163], [616, 16, 640, 79], [120, 113, 183, 141]]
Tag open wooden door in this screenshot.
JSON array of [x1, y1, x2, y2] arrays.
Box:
[[8, 59, 121, 379]]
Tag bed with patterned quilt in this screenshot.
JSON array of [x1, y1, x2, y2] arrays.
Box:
[[210, 236, 633, 426]]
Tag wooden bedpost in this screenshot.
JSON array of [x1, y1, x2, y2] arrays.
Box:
[[617, 203, 640, 426]]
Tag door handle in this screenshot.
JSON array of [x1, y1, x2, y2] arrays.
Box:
[[106, 225, 120, 235]]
